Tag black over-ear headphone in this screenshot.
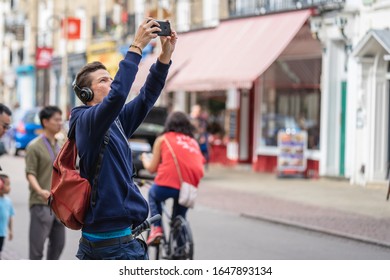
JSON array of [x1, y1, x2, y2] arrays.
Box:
[[72, 79, 94, 104]]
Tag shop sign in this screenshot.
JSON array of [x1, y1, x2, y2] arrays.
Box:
[[62, 17, 81, 40], [277, 131, 307, 173], [36, 47, 53, 69]]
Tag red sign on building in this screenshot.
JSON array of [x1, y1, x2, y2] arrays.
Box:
[[62, 17, 81, 40], [36, 47, 53, 69]]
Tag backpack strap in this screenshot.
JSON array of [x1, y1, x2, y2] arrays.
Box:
[[90, 130, 110, 206], [67, 121, 76, 139], [69, 119, 110, 207], [115, 118, 137, 178]]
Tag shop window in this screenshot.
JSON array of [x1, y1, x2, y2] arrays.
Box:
[[229, 0, 262, 17], [92, 13, 116, 37], [260, 58, 321, 150], [196, 92, 226, 144]]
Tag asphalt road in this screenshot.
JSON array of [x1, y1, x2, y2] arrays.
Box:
[[2, 154, 390, 260]]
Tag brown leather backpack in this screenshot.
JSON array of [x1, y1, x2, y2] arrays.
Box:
[[48, 123, 109, 230]]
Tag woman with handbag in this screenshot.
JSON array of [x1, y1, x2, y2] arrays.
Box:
[[141, 111, 204, 245]]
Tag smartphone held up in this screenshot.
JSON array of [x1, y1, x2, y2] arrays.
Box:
[[149, 20, 171, 36]]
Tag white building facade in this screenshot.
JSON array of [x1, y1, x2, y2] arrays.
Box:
[[312, 0, 390, 185]]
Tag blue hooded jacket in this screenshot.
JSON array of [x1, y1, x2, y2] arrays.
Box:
[[69, 52, 170, 233]]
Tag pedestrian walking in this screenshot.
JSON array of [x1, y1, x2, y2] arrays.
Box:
[[25, 106, 65, 260], [141, 111, 205, 245], [70, 19, 177, 260], [0, 174, 14, 260], [0, 104, 12, 171], [190, 104, 210, 169], [0, 104, 12, 139]]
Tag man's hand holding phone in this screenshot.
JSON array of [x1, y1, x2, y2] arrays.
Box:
[[130, 18, 176, 64], [147, 19, 172, 36]]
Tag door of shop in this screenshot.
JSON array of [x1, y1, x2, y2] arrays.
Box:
[[339, 81, 347, 176]]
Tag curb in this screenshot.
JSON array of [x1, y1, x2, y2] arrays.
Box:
[[241, 213, 390, 249]]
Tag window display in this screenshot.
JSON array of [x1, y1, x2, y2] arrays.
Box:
[[260, 58, 321, 150]]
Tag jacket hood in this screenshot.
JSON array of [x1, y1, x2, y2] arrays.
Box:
[[68, 106, 89, 137]]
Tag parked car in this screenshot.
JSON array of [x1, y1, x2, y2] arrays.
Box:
[[12, 108, 42, 156], [129, 106, 168, 178]]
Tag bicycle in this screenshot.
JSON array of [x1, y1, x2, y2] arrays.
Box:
[[134, 178, 194, 260], [132, 214, 161, 237]]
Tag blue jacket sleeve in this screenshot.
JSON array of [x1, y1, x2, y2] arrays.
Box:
[[119, 59, 171, 137]]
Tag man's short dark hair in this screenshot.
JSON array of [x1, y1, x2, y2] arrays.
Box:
[[39, 106, 62, 127], [75, 61, 107, 89], [0, 104, 12, 116]]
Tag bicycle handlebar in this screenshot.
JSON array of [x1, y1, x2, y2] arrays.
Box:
[[132, 214, 161, 237], [133, 177, 154, 187]]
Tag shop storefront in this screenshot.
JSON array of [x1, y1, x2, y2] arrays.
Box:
[[136, 9, 322, 175], [254, 25, 322, 175]]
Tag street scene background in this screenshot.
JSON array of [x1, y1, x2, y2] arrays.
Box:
[[1, 0, 390, 262]]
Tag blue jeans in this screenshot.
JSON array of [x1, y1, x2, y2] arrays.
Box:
[[148, 184, 188, 227], [76, 238, 148, 260]]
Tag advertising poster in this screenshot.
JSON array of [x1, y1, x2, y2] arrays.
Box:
[[277, 131, 308, 173]]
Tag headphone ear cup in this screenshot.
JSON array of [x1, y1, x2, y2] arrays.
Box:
[[72, 81, 94, 104], [80, 88, 93, 103]]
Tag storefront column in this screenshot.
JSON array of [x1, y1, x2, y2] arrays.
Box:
[[319, 41, 330, 177], [365, 57, 378, 184], [345, 57, 359, 182], [352, 58, 372, 186], [226, 87, 239, 161], [319, 40, 345, 177], [368, 55, 388, 181], [173, 90, 186, 112]]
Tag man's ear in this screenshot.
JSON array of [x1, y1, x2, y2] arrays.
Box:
[[0, 178, 4, 191], [42, 118, 49, 128]]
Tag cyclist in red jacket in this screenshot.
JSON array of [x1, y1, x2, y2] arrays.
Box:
[[141, 111, 204, 245]]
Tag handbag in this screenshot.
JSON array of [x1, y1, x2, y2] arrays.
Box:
[[164, 137, 197, 208]]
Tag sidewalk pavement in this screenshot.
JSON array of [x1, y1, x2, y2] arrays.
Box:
[[197, 164, 390, 247]]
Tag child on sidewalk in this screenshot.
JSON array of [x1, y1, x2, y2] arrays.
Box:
[[0, 174, 14, 260]]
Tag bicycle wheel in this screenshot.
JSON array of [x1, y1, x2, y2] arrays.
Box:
[[168, 216, 194, 260]]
